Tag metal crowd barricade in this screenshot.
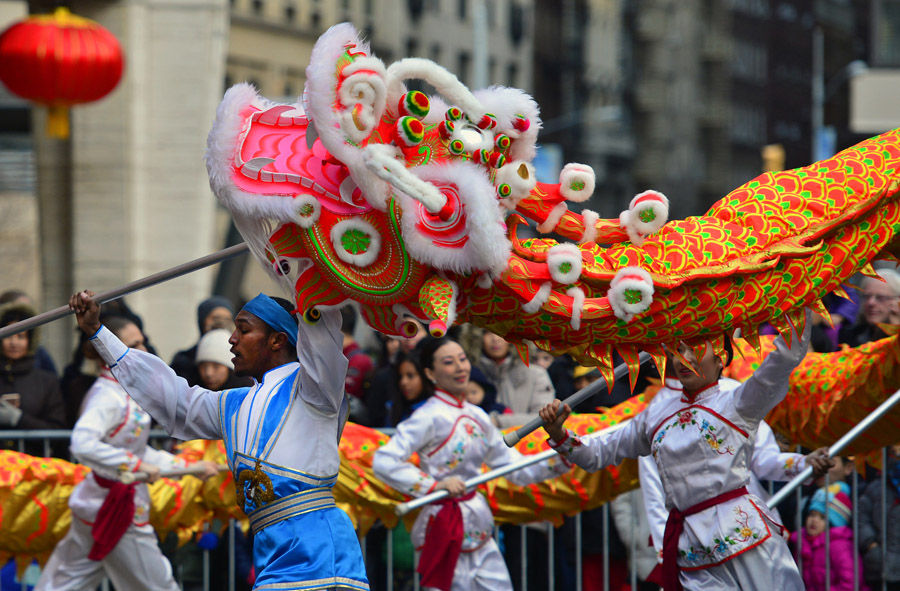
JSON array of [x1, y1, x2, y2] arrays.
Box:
[[3, 430, 898, 591]]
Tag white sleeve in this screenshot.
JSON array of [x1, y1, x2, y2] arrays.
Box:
[[140, 447, 187, 472], [547, 413, 650, 472], [734, 309, 811, 420], [750, 420, 808, 481], [70, 386, 141, 472], [480, 412, 570, 486], [639, 454, 666, 560], [372, 410, 438, 497], [90, 326, 224, 441], [295, 309, 349, 415]]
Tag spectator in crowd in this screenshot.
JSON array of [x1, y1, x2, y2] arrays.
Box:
[[341, 306, 374, 424], [0, 300, 66, 457], [386, 351, 431, 426], [858, 444, 900, 590], [373, 336, 570, 591], [532, 349, 554, 370], [791, 482, 867, 591], [839, 269, 900, 347], [170, 296, 235, 386], [464, 366, 508, 417], [366, 322, 425, 428], [476, 331, 555, 428], [0, 289, 58, 375], [195, 328, 252, 391]]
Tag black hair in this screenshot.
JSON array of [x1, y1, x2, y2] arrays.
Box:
[[267, 296, 299, 327], [340, 305, 357, 335], [419, 336, 458, 371], [103, 314, 138, 339], [0, 289, 28, 305], [722, 333, 734, 367], [389, 351, 433, 426]]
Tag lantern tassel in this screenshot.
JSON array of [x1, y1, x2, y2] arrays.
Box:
[[46, 106, 70, 139]]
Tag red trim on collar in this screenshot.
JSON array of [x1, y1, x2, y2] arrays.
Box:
[[433, 390, 464, 408], [681, 382, 717, 403]]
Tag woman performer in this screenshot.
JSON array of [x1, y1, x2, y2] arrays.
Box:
[[35, 315, 219, 591], [540, 310, 815, 591], [373, 336, 571, 591]]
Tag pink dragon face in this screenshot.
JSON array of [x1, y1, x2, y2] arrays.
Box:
[[207, 23, 900, 388]]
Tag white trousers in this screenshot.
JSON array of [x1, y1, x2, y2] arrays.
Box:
[[681, 534, 804, 591], [422, 538, 513, 591], [34, 518, 179, 591]]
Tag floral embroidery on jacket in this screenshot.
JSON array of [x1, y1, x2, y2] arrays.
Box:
[[652, 409, 735, 458], [464, 528, 490, 546], [408, 470, 433, 495], [678, 504, 763, 564]]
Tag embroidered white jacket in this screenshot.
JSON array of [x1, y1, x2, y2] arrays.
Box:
[[550, 316, 811, 570], [373, 390, 570, 551], [639, 378, 809, 561], [68, 369, 183, 526]]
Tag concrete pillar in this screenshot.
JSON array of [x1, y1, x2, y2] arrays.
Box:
[[59, 0, 230, 361]]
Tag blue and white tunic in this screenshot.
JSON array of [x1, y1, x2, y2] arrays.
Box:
[[90, 309, 368, 591]]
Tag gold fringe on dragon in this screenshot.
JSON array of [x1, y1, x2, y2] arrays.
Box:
[[206, 23, 900, 387]]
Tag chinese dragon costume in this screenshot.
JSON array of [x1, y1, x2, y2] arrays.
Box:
[[205, 23, 900, 388]]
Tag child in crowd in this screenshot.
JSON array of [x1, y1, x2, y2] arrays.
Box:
[[791, 482, 868, 591], [194, 328, 250, 391], [465, 367, 508, 416]]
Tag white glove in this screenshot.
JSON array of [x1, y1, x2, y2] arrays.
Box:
[[0, 399, 22, 427]]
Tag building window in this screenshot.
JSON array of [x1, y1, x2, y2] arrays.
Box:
[[365, 0, 373, 16], [407, 38, 419, 58], [507, 62, 518, 87], [251, 0, 264, 15], [458, 51, 471, 85], [430, 43, 441, 63], [285, 3, 296, 22], [311, 11, 320, 29], [458, 0, 467, 20]]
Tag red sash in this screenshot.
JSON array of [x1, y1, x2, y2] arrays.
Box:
[[662, 485, 748, 591], [88, 473, 136, 561], [417, 490, 477, 591]]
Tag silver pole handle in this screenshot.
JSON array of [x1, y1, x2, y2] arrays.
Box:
[[0, 243, 249, 340], [502, 351, 652, 447], [769, 386, 900, 508]]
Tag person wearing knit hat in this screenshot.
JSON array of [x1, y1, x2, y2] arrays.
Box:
[[170, 296, 236, 387], [808, 482, 853, 528], [791, 481, 866, 591], [195, 328, 250, 391]]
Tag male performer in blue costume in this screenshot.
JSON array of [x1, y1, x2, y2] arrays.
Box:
[[69, 290, 369, 591]]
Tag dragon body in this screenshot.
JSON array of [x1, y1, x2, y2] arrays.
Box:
[[206, 23, 900, 386]]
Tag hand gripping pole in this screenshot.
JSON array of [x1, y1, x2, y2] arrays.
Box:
[[502, 351, 652, 447]]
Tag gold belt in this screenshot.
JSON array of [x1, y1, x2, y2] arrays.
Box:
[[248, 487, 336, 534]]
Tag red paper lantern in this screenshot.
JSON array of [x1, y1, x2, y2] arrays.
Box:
[[0, 7, 124, 138]]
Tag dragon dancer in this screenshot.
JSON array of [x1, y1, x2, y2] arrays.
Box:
[[541, 310, 814, 591], [68, 290, 369, 591]]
